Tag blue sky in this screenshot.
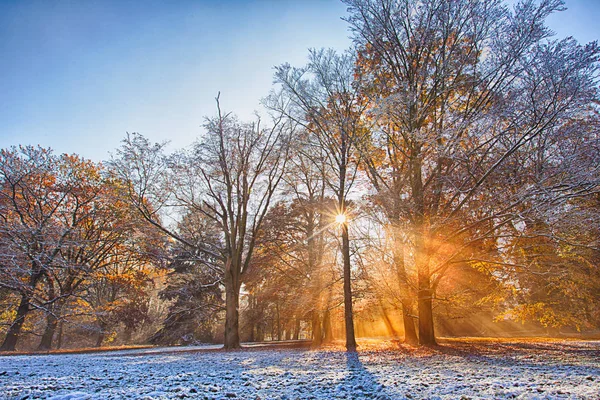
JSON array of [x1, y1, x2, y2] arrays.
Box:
[[0, 0, 598, 162]]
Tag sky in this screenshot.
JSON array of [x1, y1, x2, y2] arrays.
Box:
[[0, 0, 598, 162]]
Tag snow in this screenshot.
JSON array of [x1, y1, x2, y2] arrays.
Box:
[[1, 340, 599, 399]]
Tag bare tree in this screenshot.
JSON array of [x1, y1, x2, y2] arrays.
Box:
[[279, 132, 334, 346], [111, 96, 292, 349], [269, 49, 370, 351]]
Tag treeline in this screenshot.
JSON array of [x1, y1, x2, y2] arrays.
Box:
[[1, 0, 599, 351]]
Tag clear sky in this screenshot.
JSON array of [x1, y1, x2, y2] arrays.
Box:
[[0, 0, 598, 162]]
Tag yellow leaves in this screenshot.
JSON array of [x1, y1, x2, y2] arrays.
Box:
[[0, 308, 17, 331], [496, 303, 574, 329], [105, 331, 118, 344]]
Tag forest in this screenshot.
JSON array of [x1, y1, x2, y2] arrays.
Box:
[[1, 0, 599, 354]]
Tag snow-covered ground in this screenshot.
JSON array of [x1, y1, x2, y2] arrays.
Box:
[[1, 339, 598, 399]]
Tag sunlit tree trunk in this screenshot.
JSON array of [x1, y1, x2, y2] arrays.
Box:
[[341, 220, 358, 351], [417, 275, 436, 345], [402, 301, 418, 345], [322, 309, 334, 343], [378, 300, 399, 337], [270, 49, 366, 351], [390, 224, 419, 345], [276, 303, 282, 341], [307, 208, 326, 347], [411, 149, 436, 346], [311, 311, 323, 345], [293, 318, 301, 340]]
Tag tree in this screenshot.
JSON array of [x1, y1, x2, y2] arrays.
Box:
[[491, 105, 600, 332], [0, 146, 161, 351], [245, 193, 339, 345], [111, 97, 292, 349], [352, 211, 419, 342], [150, 209, 224, 345], [270, 48, 370, 351], [266, 137, 335, 345], [345, 0, 599, 344], [0, 147, 107, 351]]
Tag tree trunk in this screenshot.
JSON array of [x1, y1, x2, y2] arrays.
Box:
[[379, 302, 399, 337], [123, 325, 133, 344], [56, 320, 64, 349], [411, 148, 436, 346], [38, 310, 58, 350], [1, 267, 43, 352], [276, 303, 281, 341], [417, 287, 435, 345], [307, 210, 322, 347], [96, 329, 105, 347], [248, 322, 256, 342], [0, 292, 30, 351], [341, 222, 357, 351], [256, 324, 264, 342], [38, 273, 59, 351], [390, 227, 419, 345], [223, 264, 241, 349], [416, 240, 436, 345], [293, 317, 300, 340], [270, 319, 276, 341], [322, 309, 333, 343], [311, 310, 322, 346], [402, 301, 419, 345]]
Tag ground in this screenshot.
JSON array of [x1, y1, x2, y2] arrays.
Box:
[[0, 339, 599, 399]]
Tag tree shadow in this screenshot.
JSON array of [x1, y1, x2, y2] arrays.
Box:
[[334, 351, 395, 399], [423, 341, 600, 377]]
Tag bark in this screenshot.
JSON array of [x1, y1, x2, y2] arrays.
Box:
[[379, 302, 399, 337], [38, 280, 59, 351], [95, 326, 105, 347], [0, 292, 30, 351], [411, 148, 436, 346], [417, 287, 435, 345], [223, 263, 241, 349], [276, 303, 281, 341], [341, 222, 357, 351], [323, 310, 334, 343], [38, 311, 58, 350], [56, 320, 64, 349], [1, 266, 44, 351], [123, 326, 133, 344], [416, 234, 436, 345], [311, 311, 322, 346], [256, 324, 264, 342], [293, 318, 301, 340], [391, 228, 419, 345], [402, 301, 419, 345], [307, 213, 323, 346]]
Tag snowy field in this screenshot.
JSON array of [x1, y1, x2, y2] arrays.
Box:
[[1, 339, 599, 399]]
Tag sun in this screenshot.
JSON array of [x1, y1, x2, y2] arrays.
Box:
[[335, 214, 347, 224]]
